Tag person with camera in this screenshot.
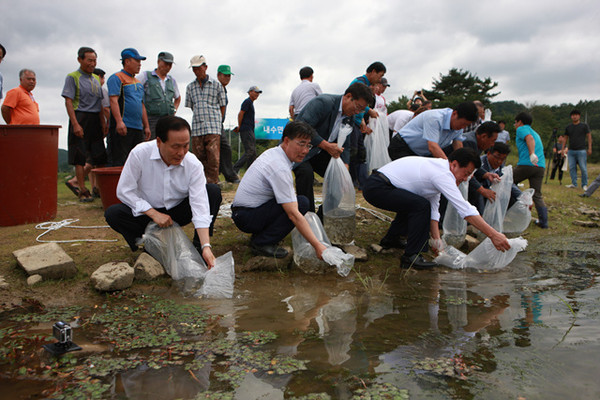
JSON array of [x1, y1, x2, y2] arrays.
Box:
[[406, 89, 428, 109]]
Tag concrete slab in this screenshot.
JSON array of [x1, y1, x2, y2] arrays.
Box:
[[13, 243, 77, 279]]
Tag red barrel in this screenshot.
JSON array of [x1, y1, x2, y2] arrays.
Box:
[[0, 125, 60, 226], [91, 166, 123, 210]]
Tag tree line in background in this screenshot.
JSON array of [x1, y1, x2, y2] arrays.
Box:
[[387, 68, 600, 163]]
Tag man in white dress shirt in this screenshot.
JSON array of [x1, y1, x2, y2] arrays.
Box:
[[232, 121, 328, 259], [105, 116, 222, 267], [363, 148, 510, 269]]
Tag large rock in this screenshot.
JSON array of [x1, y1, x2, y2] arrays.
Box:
[[13, 243, 77, 279], [91, 262, 134, 292], [239, 247, 293, 273], [134, 253, 165, 281], [341, 244, 368, 261], [464, 235, 481, 252]]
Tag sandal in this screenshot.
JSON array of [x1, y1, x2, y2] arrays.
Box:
[[79, 189, 94, 203], [65, 181, 80, 197], [92, 187, 101, 199]]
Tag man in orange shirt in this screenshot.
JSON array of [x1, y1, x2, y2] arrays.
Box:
[[1, 69, 39, 124]]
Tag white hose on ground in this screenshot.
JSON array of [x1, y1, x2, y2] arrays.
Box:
[[35, 219, 118, 243]]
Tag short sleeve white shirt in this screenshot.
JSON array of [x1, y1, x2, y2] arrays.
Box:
[[289, 80, 323, 116], [233, 145, 297, 208]]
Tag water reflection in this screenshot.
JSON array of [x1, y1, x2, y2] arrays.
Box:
[[114, 232, 600, 399]]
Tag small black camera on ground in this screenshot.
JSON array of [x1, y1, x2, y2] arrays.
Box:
[[53, 321, 72, 343], [43, 321, 82, 356]]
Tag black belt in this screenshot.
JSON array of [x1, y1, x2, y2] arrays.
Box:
[[372, 170, 392, 186]]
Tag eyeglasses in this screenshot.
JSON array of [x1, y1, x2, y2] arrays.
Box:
[[293, 140, 312, 149], [489, 152, 507, 161]]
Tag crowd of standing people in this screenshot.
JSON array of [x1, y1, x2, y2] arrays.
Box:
[[0, 43, 595, 269]]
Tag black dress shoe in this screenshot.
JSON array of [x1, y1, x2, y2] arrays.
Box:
[[401, 254, 436, 270], [251, 242, 288, 258], [380, 236, 407, 249]]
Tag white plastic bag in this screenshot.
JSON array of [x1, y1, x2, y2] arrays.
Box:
[[462, 237, 528, 271], [141, 223, 235, 298], [322, 247, 354, 277], [322, 157, 356, 245], [195, 252, 235, 299], [433, 245, 467, 270], [434, 237, 527, 271], [482, 165, 513, 233], [503, 188, 534, 236], [142, 222, 207, 281], [292, 212, 354, 276], [442, 181, 469, 247], [365, 110, 391, 171]]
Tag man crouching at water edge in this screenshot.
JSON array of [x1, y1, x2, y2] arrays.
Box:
[[105, 116, 222, 267], [363, 148, 511, 270], [232, 121, 328, 259]]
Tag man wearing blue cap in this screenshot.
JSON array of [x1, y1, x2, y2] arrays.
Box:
[[137, 51, 181, 139], [107, 48, 152, 166]]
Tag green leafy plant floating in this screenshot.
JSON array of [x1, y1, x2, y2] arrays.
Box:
[[239, 330, 278, 345], [352, 382, 409, 399]]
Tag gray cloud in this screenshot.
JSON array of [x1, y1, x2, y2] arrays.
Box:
[[1, 0, 598, 149]]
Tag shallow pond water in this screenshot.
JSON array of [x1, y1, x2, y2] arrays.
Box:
[[2, 232, 600, 399]]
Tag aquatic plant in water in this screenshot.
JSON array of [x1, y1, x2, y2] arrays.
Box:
[[0, 294, 309, 399]]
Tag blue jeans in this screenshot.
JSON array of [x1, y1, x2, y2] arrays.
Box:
[[568, 149, 588, 187]]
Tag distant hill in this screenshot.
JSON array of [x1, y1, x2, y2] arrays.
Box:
[[58, 149, 70, 172]]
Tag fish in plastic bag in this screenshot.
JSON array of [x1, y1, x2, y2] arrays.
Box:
[[292, 212, 354, 276], [195, 252, 235, 299], [503, 188, 534, 236], [322, 157, 356, 245], [322, 247, 354, 277], [434, 237, 527, 271], [141, 222, 235, 298], [442, 181, 469, 247], [141, 222, 207, 281], [365, 110, 391, 171], [481, 165, 513, 233]]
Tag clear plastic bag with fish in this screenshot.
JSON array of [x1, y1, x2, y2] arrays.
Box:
[[503, 188, 534, 236], [481, 165, 513, 233], [365, 110, 391, 171], [442, 181, 469, 247], [434, 236, 527, 271], [141, 222, 234, 298], [292, 212, 354, 276], [322, 156, 356, 245]]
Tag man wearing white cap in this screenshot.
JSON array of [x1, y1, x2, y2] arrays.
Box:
[[185, 55, 227, 184], [137, 51, 181, 139], [233, 86, 262, 173]]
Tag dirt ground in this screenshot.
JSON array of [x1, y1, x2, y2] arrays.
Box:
[[2, 169, 599, 310], [0, 179, 394, 310]]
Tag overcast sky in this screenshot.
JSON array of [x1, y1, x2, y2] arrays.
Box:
[[2, 0, 599, 149]]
